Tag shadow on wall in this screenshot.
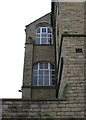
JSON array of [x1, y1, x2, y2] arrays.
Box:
[[0, 99, 2, 120]]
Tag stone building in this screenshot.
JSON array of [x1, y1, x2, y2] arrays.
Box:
[[22, 13, 56, 100], [0, 1, 86, 119]]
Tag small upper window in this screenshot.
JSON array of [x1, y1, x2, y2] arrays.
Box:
[[35, 27, 53, 44]]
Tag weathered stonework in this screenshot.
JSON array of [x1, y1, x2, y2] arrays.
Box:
[[1, 99, 84, 119], [22, 13, 55, 99], [58, 3, 85, 101], [33, 45, 54, 64], [22, 43, 33, 99], [31, 86, 56, 99], [59, 2, 84, 34], [1, 2, 86, 119], [26, 13, 51, 44]]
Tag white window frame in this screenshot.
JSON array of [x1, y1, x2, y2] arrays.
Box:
[[32, 62, 55, 86], [35, 27, 53, 44]]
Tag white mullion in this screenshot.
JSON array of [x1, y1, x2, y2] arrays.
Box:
[[50, 28, 53, 44], [43, 63, 44, 86], [43, 69, 44, 86], [41, 27, 44, 44], [40, 28, 41, 44], [49, 63, 50, 86], [37, 63, 39, 86], [46, 27, 48, 44]]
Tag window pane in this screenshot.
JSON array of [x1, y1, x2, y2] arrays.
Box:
[[32, 76, 37, 85], [50, 76, 55, 85], [51, 71, 55, 75], [50, 70, 55, 85], [44, 70, 49, 76], [42, 28, 46, 33], [48, 38, 51, 44], [44, 76, 49, 85], [32, 62, 55, 86], [39, 76, 43, 85], [36, 34, 40, 37], [35, 38, 40, 44], [35, 27, 52, 45], [37, 28, 40, 33], [48, 34, 52, 38], [50, 64, 55, 69], [44, 63, 48, 69], [48, 28, 52, 33], [40, 63, 43, 69], [33, 70, 37, 75], [41, 38, 47, 44], [41, 34, 47, 38], [33, 64, 38, 70], [39, 70, 43, 75]]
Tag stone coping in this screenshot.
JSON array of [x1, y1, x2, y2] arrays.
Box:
[[1, 118, 85, 120], [1, 98, 66, 102]]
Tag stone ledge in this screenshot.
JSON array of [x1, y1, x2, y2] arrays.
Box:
[[34, 44, 54, 46], [1, 98, 66, 102], [22, 85, 55, 89], [1, 118, 85, 120]]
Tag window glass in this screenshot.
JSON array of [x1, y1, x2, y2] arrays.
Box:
[[44, 70, 49, 75], [40, 63, 43, 69], [32, 62, 55, 86], [41, 38, 47, 44], [33, 71, 37, 76], [33, 64, 38, 70], [52, 76, 55, 85], [44, 76, 49, 85], [41, 34, 47, 38], [50, 64, 54, 69], [35, 38, 40, 44], [35, 27, 52, 45], [48, 34, 51, 38], [48, 38, 51, 43], [32, 76, 37, 85], [37, 28, 40, 33], [44, 63, 48, 69], [48, 27, 52, 33], [39, 70, 43, 75], [36, 34, 40, 37], [39, 76, 43, 85], [42, 28, 46, 33]]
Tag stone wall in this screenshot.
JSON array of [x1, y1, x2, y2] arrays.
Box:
[[22, 13, 55, 99], [1, 98, 85, 119], [57, 1, 85, 108], [22, 43, 33, 99], [33, 45, 54, 64], [59, 2, 84, 35], [1, 2, 86, 119], [59, 36, 85, 98], [31, 86, 56, 99], [26, 13, 51, 44]]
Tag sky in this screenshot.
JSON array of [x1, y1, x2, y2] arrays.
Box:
[[0, 0, 51, 98]]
